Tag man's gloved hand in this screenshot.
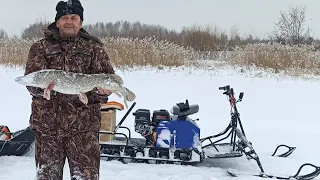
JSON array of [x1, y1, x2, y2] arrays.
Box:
[[96, 87, 112, 96], [93, 87, 112, 104], [43, 83, 55, 100]]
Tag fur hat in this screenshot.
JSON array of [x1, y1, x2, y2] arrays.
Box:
[[55, 0, 84, 22]]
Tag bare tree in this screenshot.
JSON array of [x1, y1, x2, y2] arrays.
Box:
[[0, 29, 8, 39], [272, 5, 311, 45], [21, 17, 50, 39], [228, 25, 241, 49]]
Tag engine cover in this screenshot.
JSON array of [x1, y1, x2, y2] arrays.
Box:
[[152, 109, 170, 126], [133, 109, 151, 125], [155, 119, 201, 150]]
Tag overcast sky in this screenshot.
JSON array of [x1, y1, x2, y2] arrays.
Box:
[[1, 0, 319, 39]]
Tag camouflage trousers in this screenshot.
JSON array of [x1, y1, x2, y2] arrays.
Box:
[[34, 131, 100, 180]]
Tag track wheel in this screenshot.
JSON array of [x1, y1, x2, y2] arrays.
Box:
[[159, 155, 169, 164], [112, 152, 121, 161], [101, 156, 109, 161], [100, 148, 110, 161], [122, 158, 133, 164], [135, 151, 144, 163], [122, 148, 135, 164], [147, 149, 157, 164], [148, 159, 157, 164]]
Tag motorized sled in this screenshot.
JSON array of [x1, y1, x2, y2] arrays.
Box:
[[98, 85, 320, 180]]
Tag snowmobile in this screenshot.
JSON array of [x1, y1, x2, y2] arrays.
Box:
[[98, 85, 320, 180], [0, 126, 35, 157]]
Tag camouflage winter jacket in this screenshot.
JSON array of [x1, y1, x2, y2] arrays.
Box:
[[25, 23, 115, 136]]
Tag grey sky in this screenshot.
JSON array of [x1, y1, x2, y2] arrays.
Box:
[[1, 0, 319, 39]]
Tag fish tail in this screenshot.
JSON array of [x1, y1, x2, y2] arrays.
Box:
[[124, 87, 136, 101]]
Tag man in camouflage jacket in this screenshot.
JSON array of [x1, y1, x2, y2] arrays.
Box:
[[24, 0, 114, 179]]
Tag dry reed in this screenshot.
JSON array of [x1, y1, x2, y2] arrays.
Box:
[[225, 42, 320, 76], [0, 36, 203, 69]]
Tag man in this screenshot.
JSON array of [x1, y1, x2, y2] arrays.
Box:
[[24, 0, 114, 179]]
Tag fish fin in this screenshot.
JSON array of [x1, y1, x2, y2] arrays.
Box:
[[43, 83, 55, 100], [78, 92, 88, 104], [114, 91, 122, 98], [123, 99, 128, 109], [124, 87, 136, 101], [43, 88, 51, 100], [108, 74, 124, 84]]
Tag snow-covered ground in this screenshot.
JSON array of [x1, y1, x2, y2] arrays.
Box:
[[1, 64, 320, 179]]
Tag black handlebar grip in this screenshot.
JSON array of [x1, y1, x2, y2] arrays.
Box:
[[219, 85, 230, 91]]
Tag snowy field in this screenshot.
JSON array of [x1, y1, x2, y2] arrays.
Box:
[[1, 63, 320, 180]]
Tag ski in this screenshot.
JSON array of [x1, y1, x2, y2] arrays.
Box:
[[227, 163, 320, 180], [271, 144, 297, 158]]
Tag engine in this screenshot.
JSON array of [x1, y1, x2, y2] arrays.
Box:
[[132, 100, 201, 155], [133, 109, 171, 145], [133, 109, 152, 137]]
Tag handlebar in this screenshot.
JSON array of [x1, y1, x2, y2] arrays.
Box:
[[219, 85, 233, 96], [219, 85, 230, 91], [219, 85, 244, 106]]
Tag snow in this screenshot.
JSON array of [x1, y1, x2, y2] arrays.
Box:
[[156, 128, 171, 148], [1, 64, 320, 179]]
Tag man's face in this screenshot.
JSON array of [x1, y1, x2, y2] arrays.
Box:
[[56, 14, 82, 37]]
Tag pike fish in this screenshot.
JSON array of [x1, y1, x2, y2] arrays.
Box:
[[15, 69, 136, 108]]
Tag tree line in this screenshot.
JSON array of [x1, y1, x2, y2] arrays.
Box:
[[1, 5, 318, 52]]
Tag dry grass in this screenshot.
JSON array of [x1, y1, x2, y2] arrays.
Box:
[[0, 39, 34, 68], [2, 37, 320, 77], [225, 42, 320, 76], [0, 37, 204, 69], [103, 36, 202, 69]]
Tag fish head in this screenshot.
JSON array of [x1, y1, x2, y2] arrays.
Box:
[[15, 70, 53, 88], [15, 72, 37, 86]]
